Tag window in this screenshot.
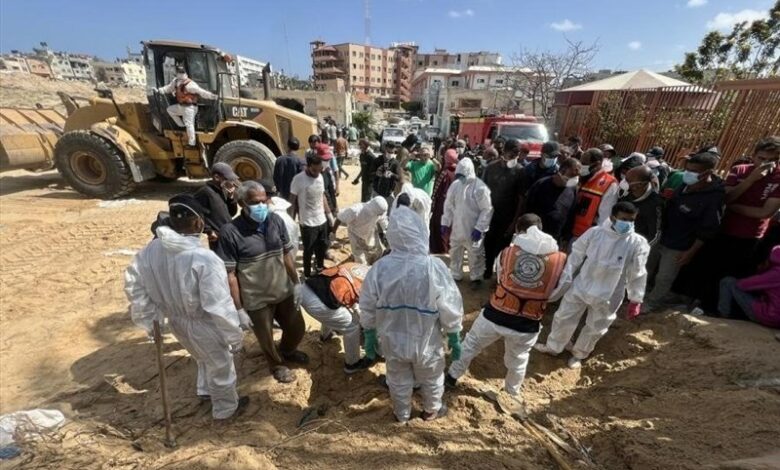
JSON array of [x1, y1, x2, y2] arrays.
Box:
[[477, 78, 486, 83], [383, 67, 387, 72], [353, 63, 356, 69], [495, 79, 504, 84], [371, 54, 376, 60], [418, 60, 423, 66], [383, 78, 387, 83], [457, 54, 461, 62], [352, 51, 356, 57], [352, 75, 357, 81], [451, 80, 460, 87], [359, 64, 363, 69], [433, 60, 438, 65], [459, 98, 482, 108], [359, 52, 364, 58]]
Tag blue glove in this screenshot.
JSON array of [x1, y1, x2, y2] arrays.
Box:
[[364, 329, 378, 360], [471, 229, 483, 242], [447, 332, 462, 361]]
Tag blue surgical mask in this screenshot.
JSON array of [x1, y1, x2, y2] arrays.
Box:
[[248, 203, 269, 223], [682, 170, 700, 186], [543, 157, 557, 168], [613, 219, 634, 235], [455, 174, 466, 182]]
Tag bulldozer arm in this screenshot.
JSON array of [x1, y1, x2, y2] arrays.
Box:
[[0, 106, 66, 172]]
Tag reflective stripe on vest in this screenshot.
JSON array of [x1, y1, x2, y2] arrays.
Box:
[[489, 246, 567, 320], [572, 171, 616, 237], [319, 262, 369, 307], [175, 79, 199, 105]]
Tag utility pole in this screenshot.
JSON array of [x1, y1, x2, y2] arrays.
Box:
[[364, 0, 371, 45]]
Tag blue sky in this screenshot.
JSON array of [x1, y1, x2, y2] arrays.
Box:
[[0, 0, 774, 77]]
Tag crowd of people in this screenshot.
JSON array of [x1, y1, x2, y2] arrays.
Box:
[[125, 127, 779, 423]]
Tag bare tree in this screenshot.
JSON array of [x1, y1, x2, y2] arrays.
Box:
[[510, 38, 599, 122]]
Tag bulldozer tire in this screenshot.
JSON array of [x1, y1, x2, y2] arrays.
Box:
[[214, 140, 275, 183], [54, 131, 136, 199]]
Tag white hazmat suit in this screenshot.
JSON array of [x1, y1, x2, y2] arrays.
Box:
[[337, 196, 389, 264], [124, 226, 243, 419], [394, 182, 432, 230], [448, 227, 560, 395], [271, 196, 300, 260], [541, 220, 650, 360], [441, 158, 493, 281], [360, 206, 464, 422], [158, 75, 217, 146]]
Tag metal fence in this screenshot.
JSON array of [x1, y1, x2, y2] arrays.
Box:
[[555, 78, 780, 170]]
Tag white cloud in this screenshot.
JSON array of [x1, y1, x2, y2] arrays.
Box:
[[448, 9, 474, 18], [707, 9, 768, 30], [628, 41, 642, 51], [550, 19, 582, 31], [686, 0, 707, 8]]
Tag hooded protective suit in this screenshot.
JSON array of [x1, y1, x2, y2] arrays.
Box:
[[360, 206, 464, 422], [271, 196, 300, 260], [543, 220, 650, 359], [441, 158, 493, 281], [337, 196, 389, 264], [394, 182, 433, 228], [449, 227, 560, 395], [124, 226, 243, 419]]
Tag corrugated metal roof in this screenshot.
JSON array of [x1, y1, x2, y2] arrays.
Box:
[[561, 69, 692, 91]]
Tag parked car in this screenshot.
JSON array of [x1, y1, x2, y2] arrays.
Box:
[[380, 127, 406, 147]]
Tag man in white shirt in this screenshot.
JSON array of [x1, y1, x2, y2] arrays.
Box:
[[290, 148, 334, 277], [157, 65, 217, 147]]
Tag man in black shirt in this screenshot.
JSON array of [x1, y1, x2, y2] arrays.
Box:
[[193, 162, 239, 249], [481, 138, 526, 279], [371, 141, 401, 207], [273, 137, 305, 200], [522, 141, 562, 190], [352, 138, 376, 202], [525, 157, 581, 244], [618, 165, 662, 246]]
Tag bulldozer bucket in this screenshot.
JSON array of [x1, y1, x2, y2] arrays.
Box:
[[0, 107, 66, 172]]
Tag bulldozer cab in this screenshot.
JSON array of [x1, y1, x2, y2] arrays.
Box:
[[143, 41, 236, 137]]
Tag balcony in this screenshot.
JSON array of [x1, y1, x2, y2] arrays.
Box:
[[313, 54, 339, 63]]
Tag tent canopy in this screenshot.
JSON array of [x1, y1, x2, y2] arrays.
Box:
[[561, 69, 692, 91]]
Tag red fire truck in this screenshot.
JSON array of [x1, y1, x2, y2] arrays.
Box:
[[459, 114, 549, 157]]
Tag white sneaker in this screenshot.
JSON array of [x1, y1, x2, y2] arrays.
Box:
[[690, 307, 705, 316], [533, 343, 559, 356], [567, 356, 583, 369]]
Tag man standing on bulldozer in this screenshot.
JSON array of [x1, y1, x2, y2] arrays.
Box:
[[157, 65, 217, 147]]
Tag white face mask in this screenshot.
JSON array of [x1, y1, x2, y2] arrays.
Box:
[[565, 175, 579, 188], [176, 73, 186, 80], [506, 158, 518, 169], [601, 159, 614, 173], [580, 166, 591, 177], [619, 179, 630, 192]]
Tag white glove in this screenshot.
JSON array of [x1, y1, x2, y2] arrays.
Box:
[[237, 308, 253, 330], [229, 342, 244, 354], [294, 283, 302, 311], [548, 281, 571, 303]]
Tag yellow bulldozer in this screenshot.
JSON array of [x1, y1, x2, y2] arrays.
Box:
[[0, 40, 317, 198]]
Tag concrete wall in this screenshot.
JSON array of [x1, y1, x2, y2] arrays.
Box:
[[256, 88, 353, 126]]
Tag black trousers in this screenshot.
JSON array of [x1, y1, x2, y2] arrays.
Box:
[[483, 210, 514, 279], [301, 223, 329, 277]]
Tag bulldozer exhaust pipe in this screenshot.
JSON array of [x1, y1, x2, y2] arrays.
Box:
[[262, 63, 272, 100]]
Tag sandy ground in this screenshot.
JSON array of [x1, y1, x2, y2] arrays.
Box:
[[1, 77, 779, 469]]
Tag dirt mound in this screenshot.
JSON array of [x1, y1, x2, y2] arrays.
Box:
[[0, 71, 145, 112], [1, 164, 779, 469]]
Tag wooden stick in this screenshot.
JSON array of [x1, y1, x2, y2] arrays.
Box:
[[153, 320, 176, 448], [522, 421, 574, 470]]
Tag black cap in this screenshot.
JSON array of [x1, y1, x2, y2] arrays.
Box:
[[168, 193, 205, 219], [647, 146, 664, 158], [504, 138, 521, 153], [211, 162, 239, 181], [541, 141, 561, 157]]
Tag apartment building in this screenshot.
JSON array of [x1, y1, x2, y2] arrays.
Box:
[[0, 55, 29, 73], [121, 61, 146, 87], [416, 49, 502, 71], [25, 57, 52, 78], [235, 55, 266, 86], [310, 40, 417, 106]]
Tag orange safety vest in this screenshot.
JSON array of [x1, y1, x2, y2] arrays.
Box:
[[175, 78, 199, 105], [489, 246, 567, 320], [319, 262, 370, 308], [572, 171, 616, 237]]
